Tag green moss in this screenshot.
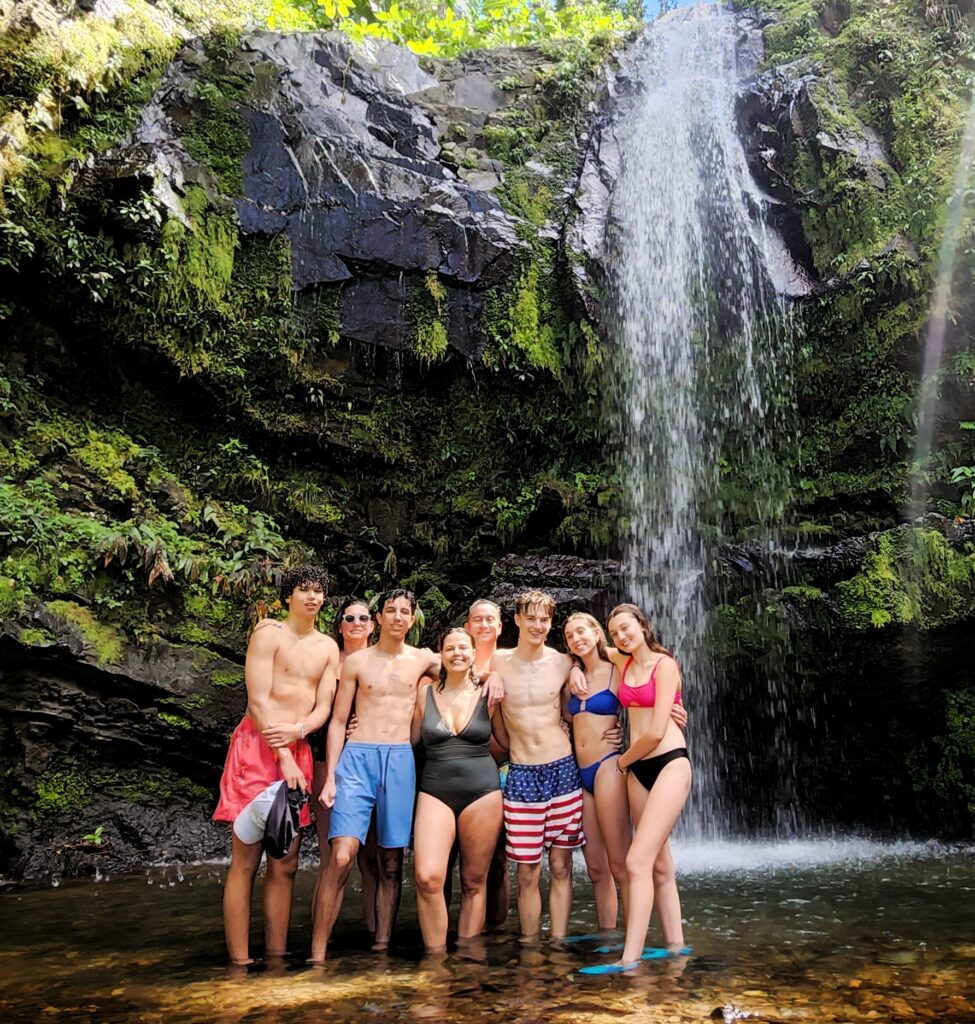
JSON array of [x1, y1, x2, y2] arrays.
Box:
[[409, 272, 450, 363], [74, 434, 141, 500], [211, 667, 244, 688], [836, 529, 975, 630], [46, 600, 124, 665], [156, 710, 193, 730], [17, 626, 56, 647], [35, 769, 90, 814], [507, 267, 562, 375], [181, 91, 250, 196], [160, 186, 238, 313], [119, 765, 210, 804], [781, 584, 825, 602]]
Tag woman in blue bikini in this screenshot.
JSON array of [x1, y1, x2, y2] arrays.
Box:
[[563, 613, 631, 929]]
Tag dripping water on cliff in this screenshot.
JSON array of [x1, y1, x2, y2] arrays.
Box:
[[606, 5, 796, 837]]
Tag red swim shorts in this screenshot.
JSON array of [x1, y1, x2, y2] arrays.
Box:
[[213, 717, 313, 828]]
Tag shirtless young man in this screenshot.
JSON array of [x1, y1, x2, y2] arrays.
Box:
[[491, 589, 583, 941], [213, 565, 340, 965], [310, 589, 440, 962]]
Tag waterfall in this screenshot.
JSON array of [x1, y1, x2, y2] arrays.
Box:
[[608, 5, 793, 837]]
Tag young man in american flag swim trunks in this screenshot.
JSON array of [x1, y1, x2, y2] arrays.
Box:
[[490, 590, 584, 940]]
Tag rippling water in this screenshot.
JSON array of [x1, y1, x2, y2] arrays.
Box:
[[1, 842, 972, 1023]]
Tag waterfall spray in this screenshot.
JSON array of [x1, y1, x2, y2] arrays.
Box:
[[609, 6, 792, 836]]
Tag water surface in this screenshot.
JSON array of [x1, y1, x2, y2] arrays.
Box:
[[1, 841, 972, 1023]]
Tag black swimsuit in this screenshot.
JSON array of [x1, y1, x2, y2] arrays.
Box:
[[419, 688, 500, 817]]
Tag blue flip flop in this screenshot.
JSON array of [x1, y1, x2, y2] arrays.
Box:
[[579, 960, 640, 975], [562, 934, 609, 944]]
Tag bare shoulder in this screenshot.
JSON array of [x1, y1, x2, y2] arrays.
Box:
[[252, 617, 281, 634], [343, 647, 370, 674], [248, 618, 281, 650], [491, 648, 514, 669], [656, 653, 681, 674], [548, 648, 573, 670], [314, 632, 340, 657]]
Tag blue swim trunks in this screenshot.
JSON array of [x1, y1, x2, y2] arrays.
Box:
[[328, 742, 415, 849]]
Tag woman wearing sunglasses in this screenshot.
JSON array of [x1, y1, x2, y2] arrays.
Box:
[[310, 599, 376, 923]]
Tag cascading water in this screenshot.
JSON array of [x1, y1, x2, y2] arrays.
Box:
[[608, 5, 793, 837]]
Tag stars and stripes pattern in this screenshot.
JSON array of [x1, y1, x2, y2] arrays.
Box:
[[503, 754, 585, 863]]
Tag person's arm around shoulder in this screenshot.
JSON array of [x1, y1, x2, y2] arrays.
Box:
[[618, 656, 681, 770], [489, 699, 510, 754], [412, 682, 430, 747], [321, 653, 359, 808]]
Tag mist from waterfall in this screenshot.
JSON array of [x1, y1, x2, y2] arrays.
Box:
[[609, 5, 794, 837]]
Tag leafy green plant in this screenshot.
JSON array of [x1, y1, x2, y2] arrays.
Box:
[[82, 825, 105, 847]]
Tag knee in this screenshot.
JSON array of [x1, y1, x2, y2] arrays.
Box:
[[517, 865, 541, 890], [377, 851, 402, 881], [459, 869, 488, 897], [608, 855, 628, 884], [331, 843, 357, 873], [585, 860, 609, 886], [267, 854, 299, 882], [415, 868, 447, 897], [549, 858, 572, 884], [625, 850, 650, 879], [652, 860, 675, 890]]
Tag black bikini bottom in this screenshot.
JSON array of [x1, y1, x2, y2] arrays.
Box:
[[630, 748, 690, 792]]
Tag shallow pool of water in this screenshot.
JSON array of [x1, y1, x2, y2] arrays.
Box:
[[1, 840, 972, 1023]]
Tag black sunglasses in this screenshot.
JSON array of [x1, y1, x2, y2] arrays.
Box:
[[342, 613, 371, 623]]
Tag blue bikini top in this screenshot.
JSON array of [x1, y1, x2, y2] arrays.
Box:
[[567, 667, 620, 718]]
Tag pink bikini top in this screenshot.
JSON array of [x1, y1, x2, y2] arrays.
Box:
[[619, 656, 682, 709]]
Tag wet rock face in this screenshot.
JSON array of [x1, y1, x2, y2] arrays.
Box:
[[0, 615, 247, 880], [103, 32, 584, 358]]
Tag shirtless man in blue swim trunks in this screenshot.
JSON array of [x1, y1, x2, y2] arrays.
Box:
[[310, 589, 439, 962]]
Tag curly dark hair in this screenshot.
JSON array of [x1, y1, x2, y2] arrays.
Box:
[[278, 564, 329, 604]]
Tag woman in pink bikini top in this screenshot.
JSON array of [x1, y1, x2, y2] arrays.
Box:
[[602, 602, 692, 971]]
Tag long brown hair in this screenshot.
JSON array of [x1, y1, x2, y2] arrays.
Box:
[[563, 612, 610, 665], [607, 603, 675, 659], [437, 627, 481, 693]]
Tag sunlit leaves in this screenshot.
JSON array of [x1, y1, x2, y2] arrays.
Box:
[[285, 0, 637, 60]]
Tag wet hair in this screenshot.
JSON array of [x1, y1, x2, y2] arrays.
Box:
[[333, 597, 373, 650], [515, 589, 556, 618], [279, 564, 329, 604], [563, 612, 610, 664], [377, 588, 417, 614], [467, 598, 501, 620], [607, 603, 675, 660], [437, 627, 481, 693]]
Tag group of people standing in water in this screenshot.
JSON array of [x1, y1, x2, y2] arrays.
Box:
[[213, 565, 692, 973]]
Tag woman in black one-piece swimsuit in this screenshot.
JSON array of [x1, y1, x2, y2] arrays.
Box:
[[411, 628, 505, 953]]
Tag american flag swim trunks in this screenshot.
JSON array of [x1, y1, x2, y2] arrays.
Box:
[[503, 753, 585, 863]]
